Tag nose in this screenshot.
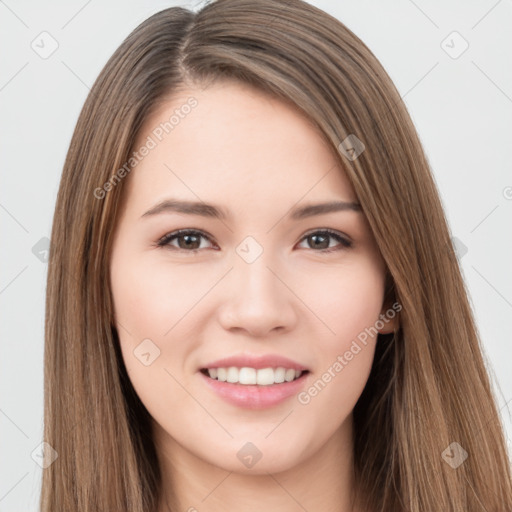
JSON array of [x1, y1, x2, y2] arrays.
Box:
[[217, 253, 298, 337]]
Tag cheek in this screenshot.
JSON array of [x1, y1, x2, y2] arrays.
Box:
[[294, 257, 385, 405], [295, 256, 386, 345], [111, 251, 213, 342], [109, 251, 208, 416], [110, 249, 230, 397]]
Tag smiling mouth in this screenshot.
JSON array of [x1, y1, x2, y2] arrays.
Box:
[[200, 367, 310, 386]]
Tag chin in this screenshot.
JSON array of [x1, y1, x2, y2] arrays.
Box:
[[214, 454, 299, 476]]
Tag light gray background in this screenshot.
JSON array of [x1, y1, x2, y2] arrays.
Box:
[[1, 0, 511, 509]]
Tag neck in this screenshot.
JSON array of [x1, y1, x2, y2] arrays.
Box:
[[155, 416, 360, 512]]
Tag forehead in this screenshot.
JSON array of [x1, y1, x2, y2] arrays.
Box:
[[124, 81, 357, 218]]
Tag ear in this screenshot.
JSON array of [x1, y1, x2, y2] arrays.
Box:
[[377, 272, 400, 335], [376, 304, 400, 334]]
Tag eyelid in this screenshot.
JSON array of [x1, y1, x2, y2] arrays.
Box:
[[298, 228, 352, 250], [156, 228, 217, 250], [301, 227, 350, 241], [156, 227, 352, 252]]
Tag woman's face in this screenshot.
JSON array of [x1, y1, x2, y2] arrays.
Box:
[[110, 80, 396, 475]]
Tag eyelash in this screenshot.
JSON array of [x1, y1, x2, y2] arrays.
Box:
[[155, 228, 353, 254]]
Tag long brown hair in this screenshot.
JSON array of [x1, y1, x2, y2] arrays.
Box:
[[42, 1, 512, 510]]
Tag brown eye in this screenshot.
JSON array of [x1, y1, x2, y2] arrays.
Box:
[[298, 230, 352, 252], [156, 228, 352, 254], [157, 230, 214, 251]]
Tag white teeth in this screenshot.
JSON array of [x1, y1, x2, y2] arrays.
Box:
[[226, 367, 238, 383], [285, 368, 296, 382], [274, 367, 285, 383], [239, 367, 257, 385], [205, 366, 305, 385], [256, 368, 274, 386]]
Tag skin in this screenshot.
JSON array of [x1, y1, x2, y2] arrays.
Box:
[[109, 80, 398, 512]]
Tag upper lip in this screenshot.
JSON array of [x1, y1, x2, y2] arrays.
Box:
[[201, 354, 309, 371]]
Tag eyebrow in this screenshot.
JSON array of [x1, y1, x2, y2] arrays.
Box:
[[141, 198, 362, 220]]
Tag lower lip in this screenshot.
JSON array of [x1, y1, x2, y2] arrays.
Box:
[[199, 371, 310, 409]]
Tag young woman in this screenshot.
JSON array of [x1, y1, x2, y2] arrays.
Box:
[[41, 0, 512, 510]]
